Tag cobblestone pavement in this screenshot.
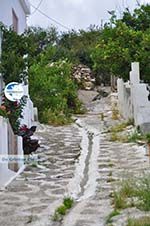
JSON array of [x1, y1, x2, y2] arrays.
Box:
[[0, 93, 150, 226]]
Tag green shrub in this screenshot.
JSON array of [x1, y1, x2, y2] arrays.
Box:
[[29, 58, 83, 125]]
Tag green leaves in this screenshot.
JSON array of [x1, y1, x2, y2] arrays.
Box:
[[1, 27, 28, 83], [1, 95, 27, 134], [29, 57, 82, 124], [91, 4, 150, 82]]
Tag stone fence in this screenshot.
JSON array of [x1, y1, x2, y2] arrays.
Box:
[[117, 62, 150, 133]]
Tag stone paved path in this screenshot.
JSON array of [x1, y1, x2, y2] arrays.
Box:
[[0, 93, 150, 226], [0, 124, 82, 226], [61, 99, 150, 226]]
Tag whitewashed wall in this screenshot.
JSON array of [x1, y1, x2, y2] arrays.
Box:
[[117, 62, 150, 133], [0, 116, 24, 187], [21, 84, 34, 128], [132, 84, 150, 132], [0, 0, 30, 34], [117, 79, 133, 120], [0, 0, 31, 187], [21, 98, 34, 128], [0, 85, 34, 188]]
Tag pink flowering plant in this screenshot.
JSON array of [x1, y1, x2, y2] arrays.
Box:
[[0, 104, 8, 118], [0, 94, 27, 134]]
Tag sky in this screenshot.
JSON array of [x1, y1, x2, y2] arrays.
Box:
[[28, 0, 150, 31]]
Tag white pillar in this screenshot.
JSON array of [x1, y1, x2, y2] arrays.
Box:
[[0, 28, 3, 105], [130, 62, 140, 85]]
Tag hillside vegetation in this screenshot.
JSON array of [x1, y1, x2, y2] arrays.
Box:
[[0, 4, 149, 124]]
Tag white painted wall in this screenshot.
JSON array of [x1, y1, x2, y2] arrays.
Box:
[[117, 62, 150, 133], [132, 84, 150, 127], [0, 117, 10, 187], [0, 1, 32, 188], [0, 116, 24, 187], [117, 79, 133, 120], [21, 84, 34, 128], [0, 0, 30, 34]]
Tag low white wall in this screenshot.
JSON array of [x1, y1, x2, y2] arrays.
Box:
[[132, 84, 150, 126], [0, 116, 8, 171], [17, 136, 24, 169], [117, 79, 133, 120], [0, 116, 24, 187], [21, 85, 34, 128], [117, 62, 150, 133]]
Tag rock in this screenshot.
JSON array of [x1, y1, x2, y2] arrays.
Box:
[[72, 64, 95, 90], [92, 89, 109, 101]]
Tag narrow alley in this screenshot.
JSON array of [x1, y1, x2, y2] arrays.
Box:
[[0, 91, 149, 226]]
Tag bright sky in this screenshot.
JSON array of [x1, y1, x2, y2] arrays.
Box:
[[28, 0, 150, 31]]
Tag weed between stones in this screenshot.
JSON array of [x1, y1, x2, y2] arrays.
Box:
[[52, 197, 74, 221], [127, 217, 150, 226], [106, 175, 150, 225], [106, 209, 120, 224]]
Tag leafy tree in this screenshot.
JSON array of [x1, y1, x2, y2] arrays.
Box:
[[57, 26, 102, 67], [121, 4, 150, 31], [91, 4, 150, 82], [0, 24, 28, 84], [25, 26, 58, 65], [29, 51, 82, 124]]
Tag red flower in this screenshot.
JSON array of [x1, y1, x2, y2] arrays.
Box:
[[20, 124, 28, 132], [0, 105, 6, 111]]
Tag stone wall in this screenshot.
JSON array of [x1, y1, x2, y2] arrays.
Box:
[[73, 64, 95, 90]]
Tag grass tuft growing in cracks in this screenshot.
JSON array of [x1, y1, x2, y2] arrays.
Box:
[[52, 197, 74, 221]]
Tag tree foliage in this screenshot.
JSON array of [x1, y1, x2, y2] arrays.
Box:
[[25, 26, 58, 65], [29, 53, 82, 124], [91, 4, 150, 82], [57, 26, 101, 67], [0, 24, 28, 83], [121, 4, 150, 31], [1, 3, 150, 125]]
